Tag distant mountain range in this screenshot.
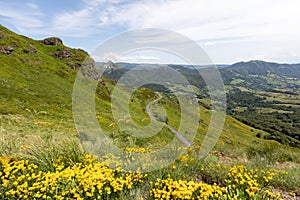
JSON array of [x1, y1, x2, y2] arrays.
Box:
[[100, 60, 300, 74], [106, 62, 229, 69], [101, 60, 300, 93], [100, 60, 300, 78], [227, 60, 300, 78]]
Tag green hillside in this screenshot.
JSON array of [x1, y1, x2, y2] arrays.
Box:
[[226, 60, 300, 79], [0, 24, 88, 116]]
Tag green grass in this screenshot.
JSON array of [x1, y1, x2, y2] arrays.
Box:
[[0, 25, 87, 117]]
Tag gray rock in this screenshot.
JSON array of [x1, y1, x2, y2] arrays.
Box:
[[41, 37, 63, 46], [11, 43, 19, 48], [49, 49, 71, 59], [28, 45, 37, 53], [0, 46, 14, 55]]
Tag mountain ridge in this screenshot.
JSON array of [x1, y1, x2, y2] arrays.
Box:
[[226, 60, 300, 78]]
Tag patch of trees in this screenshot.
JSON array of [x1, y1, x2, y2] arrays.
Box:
[[227, 91, 300, 148]]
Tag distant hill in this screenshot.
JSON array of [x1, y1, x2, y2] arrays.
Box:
[[114, 62, 229, 69], [226, 60, 300, 78], [221, 60, 300, 91]]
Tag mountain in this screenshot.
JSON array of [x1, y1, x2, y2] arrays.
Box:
[[222, 61, 300, 147], [222, 60, 300, 91], [106, 60, 300, 91], [226, 60, 300, 78], [115, 62, 229, 69]]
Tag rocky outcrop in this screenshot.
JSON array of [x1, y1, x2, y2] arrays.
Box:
[[103, 61, 115, 69], [1, 46, 14, 55], [49, 49, 71, 59], [28, 44, 37, 53], [23, 44, 37, 54], [41, 37, 63, 46], [23, 44, 37, 53], [11, 43, 19, 48], [102, 60, 119, 74], [81, 61, 102, 81]]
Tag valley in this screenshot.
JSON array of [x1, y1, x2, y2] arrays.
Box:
[[104, 61, 300, 148]]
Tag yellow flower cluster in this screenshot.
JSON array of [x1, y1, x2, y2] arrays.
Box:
[[0, 152, 289, 200], [178, 153, 195, 163], [225, 165, 285, 199], [150, 165, 287, 200], [0, 154, 147, 199], [124, 147, 151, 153], [264, 189, 281, 199], [150, 177, 226, 199]]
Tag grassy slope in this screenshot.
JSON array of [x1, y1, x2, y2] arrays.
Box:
[[0, 25, 86, 116], [0, 25, 88, 159]]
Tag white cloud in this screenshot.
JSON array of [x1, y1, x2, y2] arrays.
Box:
[[92, 52, 161, 63], [52, 0, 300, 56], [117, 55, 161, 63], [52, 8, 99, 37], [107, 0, 300, 63], [50, 0, 300, 42], [83, 0, 125, 7], [112, 0, 300, 43], [26, 2, 39, 9], [92, 52, 119, 62], [0, 2, 43, 31]]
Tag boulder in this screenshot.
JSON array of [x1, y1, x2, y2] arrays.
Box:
[[41, 37, 63, 46], [11, 43, 20, 48], [28, 44, 37, 53], [0, 46, 14, 55], [81, 61, 102, 81], [23, 44, 37, 54], [49, 49, 71, 59]]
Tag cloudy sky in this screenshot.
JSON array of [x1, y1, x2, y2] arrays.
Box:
[[1, 0, 300, 64]]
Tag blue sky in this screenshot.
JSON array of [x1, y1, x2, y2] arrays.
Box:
[[1, 0, 300, 64]]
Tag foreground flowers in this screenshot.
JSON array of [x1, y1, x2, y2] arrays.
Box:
[[0, 153, 288, 199], [150, 165, 285, 200], [0, 154, 146, 199], [150, 178, 225, 199]]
